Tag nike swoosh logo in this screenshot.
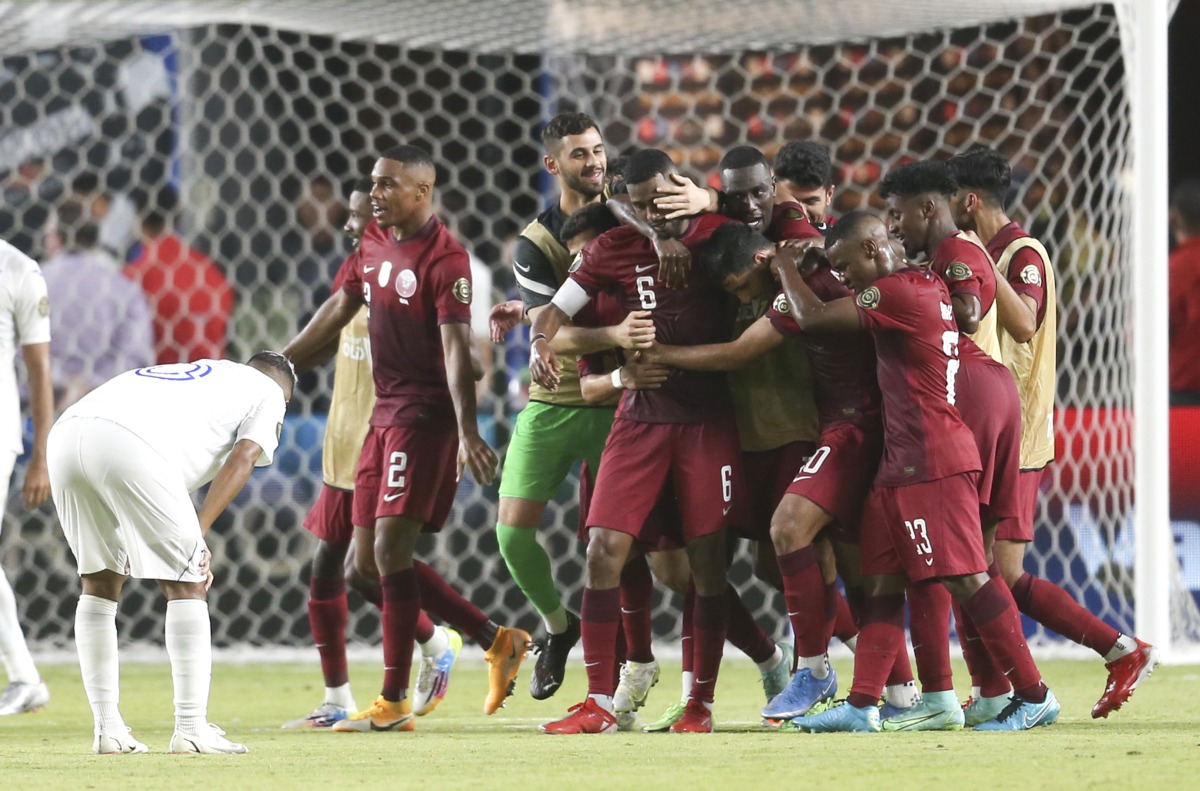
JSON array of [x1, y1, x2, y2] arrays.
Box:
[[722, 506, 731, 515], [514, 261, 532, 273], [793, 475, 812, 482], [924, 558, 934, 566], [787, 611, 803, 618], [584, 661, 601, 668], [364, 266, 376, 273], [384, 492, 405, 502], [620, 608, 643, 615], [634, 264, 656, 273]]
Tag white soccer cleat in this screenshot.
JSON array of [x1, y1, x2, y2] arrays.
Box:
[[93, 726, 149, 755], [169, 722, 249, 754], [0, 680, 50, 716], [613, 659, 660, 715]]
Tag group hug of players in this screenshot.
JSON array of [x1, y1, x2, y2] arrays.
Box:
[[279, 112, 1159, 736]]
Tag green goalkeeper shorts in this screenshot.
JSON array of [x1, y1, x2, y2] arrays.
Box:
[[498, 400, 616, 503]]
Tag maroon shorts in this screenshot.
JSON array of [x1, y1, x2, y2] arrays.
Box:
[[732, 441, 816, 541], [995, 467, 1046, 542], [784, 421, 882, 542], [352, 424, 458, 532], [955, 361, 1021, 523], [585, 417, 742, 546], [859, 472, 987, 583], [303, 484, 355, 544]]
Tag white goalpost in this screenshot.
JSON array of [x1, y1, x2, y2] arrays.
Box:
[[0, 0, 1193, 662]]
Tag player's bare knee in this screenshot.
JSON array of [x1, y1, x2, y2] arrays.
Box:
[[80, 570, 126, 601], [585, 531, 628, 588], [648, 549, 690, 595]]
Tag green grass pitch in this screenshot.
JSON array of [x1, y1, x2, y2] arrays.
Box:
[[2, 656, 1198, 790]]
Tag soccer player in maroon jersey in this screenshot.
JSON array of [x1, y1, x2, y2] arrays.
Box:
[[773, 141, 838, 232], [880, 160, 1002, 361], [530, 149, 740, 735], [643, 220, 920, 722], [949, 147, 1158, 720], [782, 212, 1059, 732], [284, 145, 526, 733]]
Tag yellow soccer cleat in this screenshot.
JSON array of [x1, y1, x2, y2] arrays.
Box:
[[331, 696, 415, 733], [483, 626, 531, 714]]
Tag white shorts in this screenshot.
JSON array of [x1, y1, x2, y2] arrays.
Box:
[[48, 417, 206, 582]]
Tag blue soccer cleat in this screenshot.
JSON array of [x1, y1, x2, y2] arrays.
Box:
[[762, 664, 837, 720], [881, 690, 965, 731], [792, 699, 881, 733], [963, 693, 1013, 727], [974, 689, 1060, 731]]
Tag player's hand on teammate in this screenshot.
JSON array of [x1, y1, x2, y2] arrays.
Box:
[[489, 299, 525, 343], [457, 433, 498, 484], [652, 236, 691, 289], [772, 238, 815, 280], [20, 458, 51, 509], [621, 352, 670, 390], [529, 335, 560, 390], [655, 173, 714, 220], [613, 309, 656, 350]]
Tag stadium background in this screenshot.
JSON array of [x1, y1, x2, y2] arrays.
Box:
[[0, 0, 1197, 655]]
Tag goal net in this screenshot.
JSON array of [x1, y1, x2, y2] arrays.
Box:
[[1, 0, 1194, 659]]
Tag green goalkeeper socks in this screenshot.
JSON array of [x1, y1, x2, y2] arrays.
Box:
[[496, 523, 567, 631]]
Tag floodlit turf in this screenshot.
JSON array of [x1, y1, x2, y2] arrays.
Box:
[[1, 656, 1198, 790]]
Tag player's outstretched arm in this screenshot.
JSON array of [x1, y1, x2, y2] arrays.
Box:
[[283, 290, 361, 372], [528, 303, 569, 390], [773, 244, 860, 333], [197, 438, 264, 534], [606, 195, 692, 288], [579, 356, 670, 405], [655, 173, 720, 220], [949, 292, 982, 335], [991, 270, 1038, 343], [545, 308, 656, 355], [19, 341, 52, 508], [645, 315, 782, 372], [442, 322, 498, 485], [489, 299, 526, 343]]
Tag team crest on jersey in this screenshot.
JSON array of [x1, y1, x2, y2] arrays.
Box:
[[568, 252, 583, 273], [772, 293, 791, 314], [396, 269, 417, 299], [857, 286, 881, 310], [37, 295, 49, 316], [946, 261, 972, 281], [786, 208, 804, 220], [1020, 264, 1042, 286], [453, 277, 472, 304]]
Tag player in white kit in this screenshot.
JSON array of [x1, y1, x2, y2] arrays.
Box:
[[47, 353, 294, 755], [0, 240, 54, 717]]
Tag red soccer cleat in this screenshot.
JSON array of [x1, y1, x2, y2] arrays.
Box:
[[1092, 639, 1161, 719], [668, 699, 714, 733], [539, 698, 619, 735]]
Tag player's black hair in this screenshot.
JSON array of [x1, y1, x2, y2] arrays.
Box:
[[774, 141, 833, 189], [346, 176, 374, 198], [1171, 178, 1200, 234], [947, 147, 1011, 207], [560, 202, 620, 244], [719, 145, 770, 172], [622, 149, 676, 188], [697, 221, 772, 282], [380, 144, 435, 171], [878, 160, 958, 200], [607, 153, 629, 195], [824, 210, 885, 250], [249, 350, 299, 389], [541, 112, 602, 154]]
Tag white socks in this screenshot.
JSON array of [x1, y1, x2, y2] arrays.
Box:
[[0, 568, 39, 684], [884, 680, 921, 709], [75, 594, 124, 731], [680, 670, 695, 700], [588, 693, 614, 712], [757, 645, 785, 674], [165, 599, 211, 733], [419, 625, 450, 658], [325, 682, 356, 710], [1104, 633, 1137, 663], [798, 653, 830, 680], [543, 605, 569, 636]]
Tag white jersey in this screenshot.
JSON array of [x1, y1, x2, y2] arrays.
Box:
[[60, 359, 286, 491], [0, 240, 51, 455]]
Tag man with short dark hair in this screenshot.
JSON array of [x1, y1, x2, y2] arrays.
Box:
[[774, 141, 837, 231]]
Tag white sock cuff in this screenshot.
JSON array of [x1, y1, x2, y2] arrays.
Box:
[[78, 594, 119, 616]]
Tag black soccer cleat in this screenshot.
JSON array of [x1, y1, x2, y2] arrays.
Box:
[[529, 611, 581, 701]]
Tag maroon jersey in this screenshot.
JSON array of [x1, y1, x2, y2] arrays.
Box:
[[986, 221, 1048, 328], [767, 264, 881, 429], [929, 231, 997, 315], [765, 201, 823, 241], [572, 214, 735, 423], [854, 267, 980, 486], [342, 217, 472, 428]]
